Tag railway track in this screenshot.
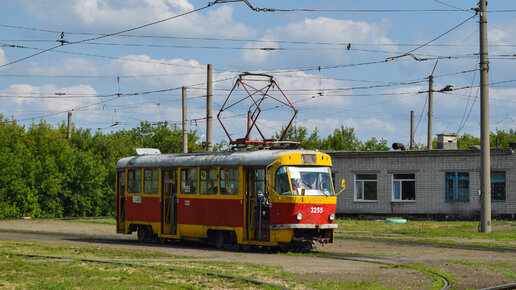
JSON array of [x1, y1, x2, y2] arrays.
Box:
[[316, 251, 451, 290], [336, 236, 516, 253], [1, 228, 514, 289], [3, 252, 287, 289]]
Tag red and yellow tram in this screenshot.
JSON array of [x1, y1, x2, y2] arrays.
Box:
[[115, 149, 339, 251]]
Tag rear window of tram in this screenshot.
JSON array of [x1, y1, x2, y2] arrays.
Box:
[[127, 169, 142, 194]]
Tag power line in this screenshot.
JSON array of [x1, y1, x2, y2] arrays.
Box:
[[387, 13, 478, 61], [0, 3, 214, 68]]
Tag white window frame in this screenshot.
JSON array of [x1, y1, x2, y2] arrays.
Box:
[[392, 173, 416, 202], [354, 173, 377, 202]]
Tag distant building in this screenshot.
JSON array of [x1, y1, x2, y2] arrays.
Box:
[[327, 146, 515, 219]]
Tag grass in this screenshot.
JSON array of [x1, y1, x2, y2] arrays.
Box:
[[77, 218, 117, 225], [335, 219, 516, 242], [0, 240, 188, 260], [0, 240, 305, 289], [386, 263, 455, 290], [307, 280, 393, 290], [450, 260, 516, 279]]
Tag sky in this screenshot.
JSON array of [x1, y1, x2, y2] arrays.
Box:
[[1, 0, 516, 147]]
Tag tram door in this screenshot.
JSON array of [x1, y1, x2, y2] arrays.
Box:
[[116, 171, 125, 233], [245, 168, 269, 241], [162, 169, 178, 235]]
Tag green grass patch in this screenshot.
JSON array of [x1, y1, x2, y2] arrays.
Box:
[[386, 263, 455, 290], [336, 219, 516, 242], [0, 240, 187, 260], [307, 280, 392, 290], [0, 240, 303, 289], [451, 260, 516, 278], [77, 218, 116, 225]]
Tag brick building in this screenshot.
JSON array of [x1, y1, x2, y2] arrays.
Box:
[[327, 147, 515, 219]]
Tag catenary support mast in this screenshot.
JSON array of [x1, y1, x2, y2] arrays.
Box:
[[478, 0, 491, 233]]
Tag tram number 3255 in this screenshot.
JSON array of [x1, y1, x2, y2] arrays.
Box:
[[310, 207, 323, 214]]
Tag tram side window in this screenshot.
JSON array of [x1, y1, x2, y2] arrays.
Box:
[[144, 168, 159, 194], [220, 167, 239, 195], [200, 168, 218, 195], [275, 166, 291, 195], [127, 169, 142, 194], [181, 168, 198, 194]]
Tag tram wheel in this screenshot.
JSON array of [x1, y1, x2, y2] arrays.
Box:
[[240, 244, 250, 252], [214, 231, 224, 249], [137, 227, 147, 243]]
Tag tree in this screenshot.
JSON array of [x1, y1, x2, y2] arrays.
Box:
[[362, 137, 389, 151], [321, 126, 363, 151], [491, 129, 516, 148], [457, 133, 480, 149], [273, 125, 322, 149]]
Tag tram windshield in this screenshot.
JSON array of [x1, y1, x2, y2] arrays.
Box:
[[275, 166, 334, 196]]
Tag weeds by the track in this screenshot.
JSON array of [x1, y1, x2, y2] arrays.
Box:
[[335, 219, 516, 246]]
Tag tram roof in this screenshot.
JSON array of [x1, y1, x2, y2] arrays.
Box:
[[116, 149, 324, 169]]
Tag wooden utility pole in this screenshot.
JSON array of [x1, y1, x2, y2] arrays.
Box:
[[182, 86, 188, 153], [66, 111, 72, 139], [478, 0, 491, 233], [427, 75, 434, 150], [410, 110, 415, 150], [206, 64, 213, 152]]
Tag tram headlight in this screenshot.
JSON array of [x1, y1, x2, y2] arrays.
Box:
[[328, 213, 335, 221], [296, 213, 303, 221]]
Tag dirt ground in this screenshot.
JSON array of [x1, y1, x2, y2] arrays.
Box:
[[0, 219, 514, 289]]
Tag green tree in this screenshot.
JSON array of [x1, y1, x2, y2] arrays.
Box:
[[362, 137, 389, 151], [321, 126, 363, 151], [273, 125, 322, 149], [457, 133, 480, 149], [491, 129, 516, 148]]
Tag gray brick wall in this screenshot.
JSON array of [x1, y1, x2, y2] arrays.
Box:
[[328, 149, 516, 218]]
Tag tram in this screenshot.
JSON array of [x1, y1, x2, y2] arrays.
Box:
[[115, 149, 340, 251]]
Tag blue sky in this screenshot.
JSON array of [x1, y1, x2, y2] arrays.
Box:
[[1, 0, 515, 147]]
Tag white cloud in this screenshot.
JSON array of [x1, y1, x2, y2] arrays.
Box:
[[242, 17, 396, 64], [108, 54, 205, 88], [27, 58, 98, 77], [3, 83, 99, 115], [20, 0, 255, 38]]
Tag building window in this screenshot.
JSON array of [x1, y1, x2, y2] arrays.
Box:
[[355, 174, 377, 201], [392, 174, 415, 201], [445, 172, 470, 202], [200, 168, 218, 195], [491, 171, 506, 202], [127, 169, 142, 194], [181, 168, 198, 195], [144, 169, 159, 194]]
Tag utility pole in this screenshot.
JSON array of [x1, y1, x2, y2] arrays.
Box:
[[66, 111, 72, 140], [478, 0, 491, 233], [206, 64, 213, 152], [247, 110, 252, 141], [410, 110, 415, 150], [182, 86, 188, 154], [427, 75, 434, 150]]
